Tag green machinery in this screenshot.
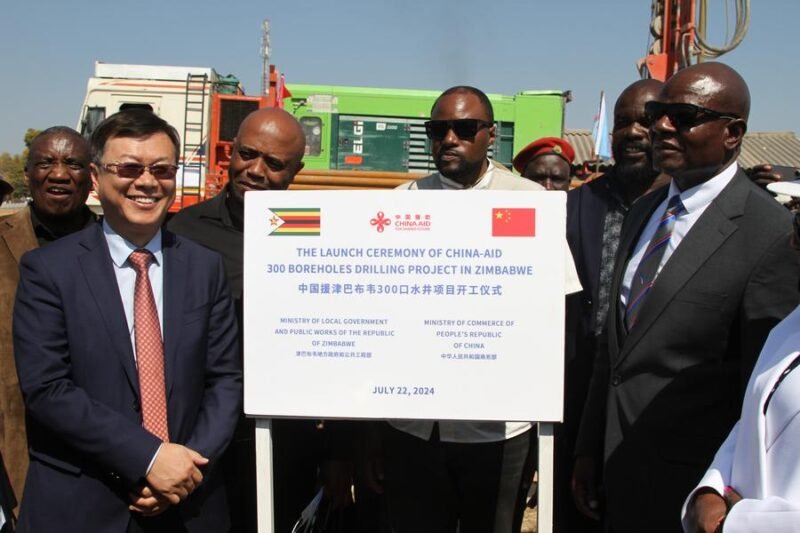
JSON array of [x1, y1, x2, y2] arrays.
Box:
[[284, 85, 566, 173]]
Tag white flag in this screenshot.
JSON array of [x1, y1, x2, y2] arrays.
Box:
[[591, 92, 611, 160]]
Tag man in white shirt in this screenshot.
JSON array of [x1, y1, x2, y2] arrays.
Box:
[[572, 63, 799, 533], [379, 86, 580, 533]]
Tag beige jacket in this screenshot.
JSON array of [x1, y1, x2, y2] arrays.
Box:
[[0, 208, 37, 508]]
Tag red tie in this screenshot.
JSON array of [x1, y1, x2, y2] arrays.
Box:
[[128, 249, 169, 442]]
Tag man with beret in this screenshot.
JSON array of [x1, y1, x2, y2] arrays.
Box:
[[513, 137, 576, 192]]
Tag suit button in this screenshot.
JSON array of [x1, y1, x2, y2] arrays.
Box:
[[612, 374, 621, 386]]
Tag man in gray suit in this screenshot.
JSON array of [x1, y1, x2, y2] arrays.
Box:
[[573, 63, 799, 533]]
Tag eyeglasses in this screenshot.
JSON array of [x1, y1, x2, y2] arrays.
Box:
[[644, 101, 740, 130], [100, 162, 179, 180], [424, 119, 493, 141]]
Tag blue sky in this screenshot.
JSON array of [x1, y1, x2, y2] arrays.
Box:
[[1, 0, 796, 154]]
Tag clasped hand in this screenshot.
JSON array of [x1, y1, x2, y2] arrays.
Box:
[[129, 443, 208, 516]]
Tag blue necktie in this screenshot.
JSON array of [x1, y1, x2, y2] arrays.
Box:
[[625, 195, 685, 329]]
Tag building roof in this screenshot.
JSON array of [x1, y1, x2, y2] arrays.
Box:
[[564, 130, 598, 165], [564, 130, 800, 170], [739, 132, 800, 168]]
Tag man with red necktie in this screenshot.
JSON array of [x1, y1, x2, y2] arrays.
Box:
[[13, 109, 241, 533]]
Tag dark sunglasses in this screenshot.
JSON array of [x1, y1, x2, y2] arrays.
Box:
[[100, 162, 179, 180], [424, 119, 492, 141], [644, 101, 740, 129]]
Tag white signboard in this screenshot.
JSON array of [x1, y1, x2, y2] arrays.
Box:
[[244, 190, 566, 422]]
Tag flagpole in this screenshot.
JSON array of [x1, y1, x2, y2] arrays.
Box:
[[595, 91, 603, 174]]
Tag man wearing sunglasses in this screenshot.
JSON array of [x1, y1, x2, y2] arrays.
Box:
[[398, 86, 539, 192], [574, 63, 799, 533], [13, 109, 241, 532], [0, 127, 97, 521], [382, 86, 580, 533]]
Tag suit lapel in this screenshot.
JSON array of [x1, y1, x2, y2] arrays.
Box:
[[78, 224, 140, 396], [580, 180, 611, 299], [615, 172, 749, 367], [162, 230, 185, 397]]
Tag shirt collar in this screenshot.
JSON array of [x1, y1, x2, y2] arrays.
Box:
[[438, 160, 495, 190], [604, 174, 631, 212], [194, 186, 231, 222], [28, 203, 96, 242], [667, 161, 738, 214], [202, 185, 239, 230], [103, 219, 163, 268]]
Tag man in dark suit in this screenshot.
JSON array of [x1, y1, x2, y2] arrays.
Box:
[[13, 109, 241, 532], [559, 79, 663, 533], [169, 107, 333, 533], [573, 63, 799, 533]]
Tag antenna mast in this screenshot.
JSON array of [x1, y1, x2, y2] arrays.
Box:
[[260, 18, 271, 96]]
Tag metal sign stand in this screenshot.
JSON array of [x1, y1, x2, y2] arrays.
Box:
[[255, 418, 275, 533], [537, 422, 554, 533]]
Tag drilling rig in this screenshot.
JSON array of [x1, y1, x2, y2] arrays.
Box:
[[640, 0, 750, 80]]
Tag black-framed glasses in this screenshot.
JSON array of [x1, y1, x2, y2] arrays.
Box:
[[100, 162, 179, 180], [644, 101, 740, 130], [424, 119, 493, 141]]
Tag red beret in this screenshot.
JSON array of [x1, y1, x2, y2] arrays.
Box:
[[512, 137, 575, 174]]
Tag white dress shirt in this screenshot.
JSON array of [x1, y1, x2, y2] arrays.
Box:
[[621, 161, 738, 306], [437, 161, 497, 190], [393, 162, 582, 443]]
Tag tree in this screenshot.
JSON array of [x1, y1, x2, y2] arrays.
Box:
[[0, 152, 25, 200], [23, 128, 41, 149], [0, 128, 41, 201]]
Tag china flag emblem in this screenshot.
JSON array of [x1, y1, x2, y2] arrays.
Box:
[[491, 208, 536, 237]]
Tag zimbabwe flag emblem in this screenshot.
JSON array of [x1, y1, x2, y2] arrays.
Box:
[[267, 208, 321, 236]]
